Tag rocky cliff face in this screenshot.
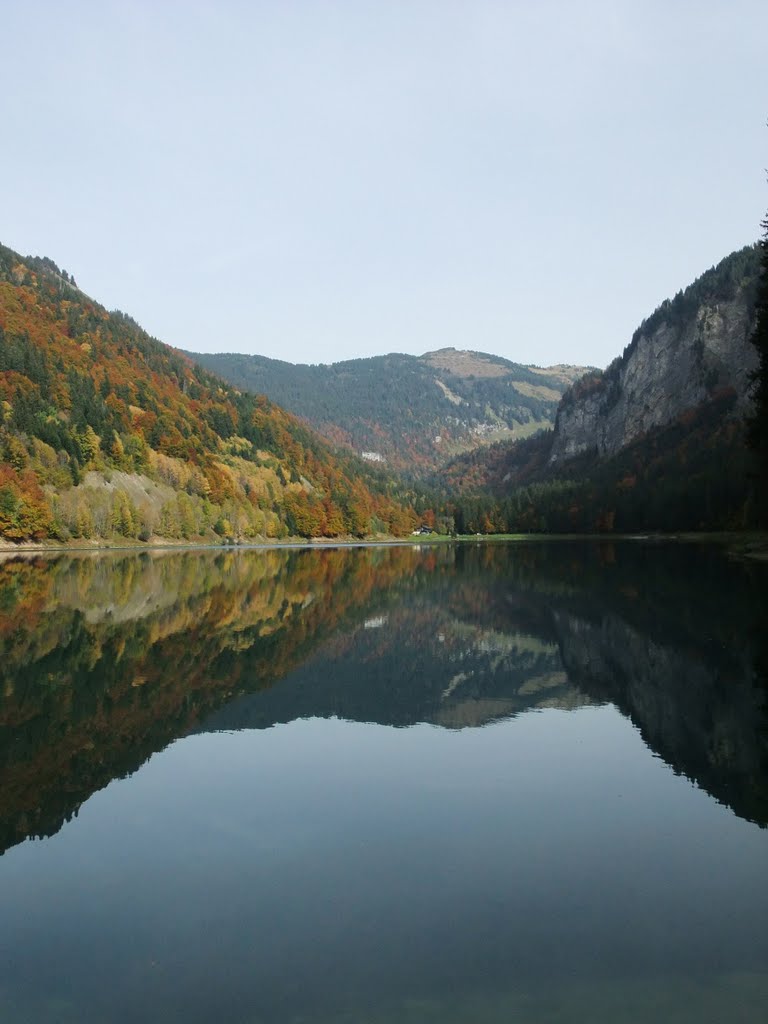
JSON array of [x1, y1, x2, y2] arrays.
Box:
[[550, 246, 760, 464]]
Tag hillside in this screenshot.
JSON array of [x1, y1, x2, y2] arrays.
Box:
[[185, 346, 591, 476], [550, 244, 760, 463], [0, 244, 417, 543], [435, 245, 763, 533]]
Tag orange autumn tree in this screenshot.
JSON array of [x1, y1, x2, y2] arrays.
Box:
[[0, 465, 53, 540], [0, 243, 417, 542]]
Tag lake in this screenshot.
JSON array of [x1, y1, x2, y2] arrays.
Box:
[[0, 540, 766, 1023]]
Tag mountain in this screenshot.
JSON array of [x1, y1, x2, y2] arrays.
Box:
[[438, 245, 763, 533], [549, 244, 760, 464], [0, 243, 417, 543], [184, 347, 591, 476]]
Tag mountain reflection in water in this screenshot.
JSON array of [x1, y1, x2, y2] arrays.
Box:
[[1, 540, 768, 1024], [0, 540, 766, 858]]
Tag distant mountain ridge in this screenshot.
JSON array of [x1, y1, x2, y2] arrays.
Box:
[[185, 346, 591, 476]]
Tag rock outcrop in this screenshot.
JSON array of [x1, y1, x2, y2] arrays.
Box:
[[550, 246, 760, 464]]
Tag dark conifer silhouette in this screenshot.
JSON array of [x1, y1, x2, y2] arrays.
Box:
[[748, 206, 768, 522]]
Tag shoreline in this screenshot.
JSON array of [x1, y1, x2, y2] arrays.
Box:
[[1, 530, 767, 559]]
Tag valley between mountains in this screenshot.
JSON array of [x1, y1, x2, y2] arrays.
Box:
[[0, 239, 766, 544], [186, 346, 591, 476]]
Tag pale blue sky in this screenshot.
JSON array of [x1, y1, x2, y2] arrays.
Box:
[[2, 1, 766, 368]]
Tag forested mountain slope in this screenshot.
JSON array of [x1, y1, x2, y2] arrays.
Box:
[[0, 244, 416, 542], [186, 346, 590, 476], [436, 245, 763, 533]]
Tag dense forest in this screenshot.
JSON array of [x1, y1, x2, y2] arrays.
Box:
[[187, 346, 589, 475], [430, 245, 764, 534], [748, 212, 768, 523], [1, 233, 765, 544], [0, 244, 419, 542], [438, 393, 756, 534]]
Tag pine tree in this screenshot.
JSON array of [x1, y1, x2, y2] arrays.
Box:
[[748, 208, 768, 523]]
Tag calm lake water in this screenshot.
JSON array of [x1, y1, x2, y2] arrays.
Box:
[[0, 541, 766, 1023]]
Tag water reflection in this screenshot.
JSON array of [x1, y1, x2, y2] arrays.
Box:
[[0, 541, 766, 859], [1, 542, 768, 1023]]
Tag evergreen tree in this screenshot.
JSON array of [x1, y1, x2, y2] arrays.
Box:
[[748, 207, 768, 523]]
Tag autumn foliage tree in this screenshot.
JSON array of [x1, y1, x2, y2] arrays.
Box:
[[0, 465, 53, 540], [0, 242, 418, 543]]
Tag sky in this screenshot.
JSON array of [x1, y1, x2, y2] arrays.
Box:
[[1, 1, 766, 370]]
